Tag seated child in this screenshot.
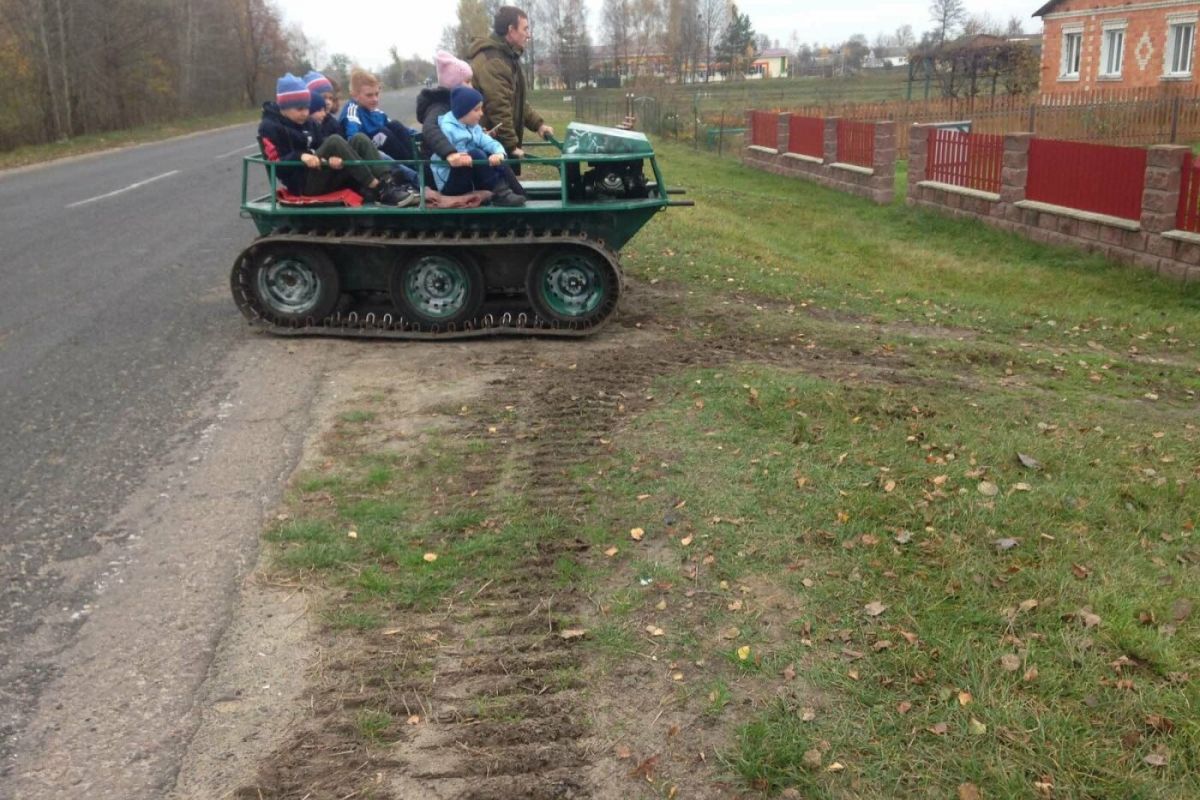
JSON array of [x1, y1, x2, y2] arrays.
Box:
[[304, 71, 340, 144], [417, 52, 524, 196], [431, 87, 525, 207], [258, 73, 415, 206], [339, 68, 420, 187]]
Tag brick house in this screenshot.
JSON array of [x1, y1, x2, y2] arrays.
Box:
[[1035, 0, 1199, 93]]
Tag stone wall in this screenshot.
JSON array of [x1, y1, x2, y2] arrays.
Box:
[[907, 124, 1200, 282], [743, 113, 895, 204]]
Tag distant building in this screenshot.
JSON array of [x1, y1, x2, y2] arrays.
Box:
[[1035, 0, 1199, 93], [864, 46, 910, 69], [751, 48, 790, 78]]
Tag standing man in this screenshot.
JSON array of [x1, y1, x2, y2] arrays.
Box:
[[467, 5, 554, 175]]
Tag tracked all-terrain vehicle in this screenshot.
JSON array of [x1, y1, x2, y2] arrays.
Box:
[[231, 123, 691, 339]]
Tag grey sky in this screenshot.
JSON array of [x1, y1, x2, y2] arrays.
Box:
[[281, 1, 1045, 71]]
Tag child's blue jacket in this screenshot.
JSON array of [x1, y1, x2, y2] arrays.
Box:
[[431, 112, 506, 190], [339, 100, 389, 138]]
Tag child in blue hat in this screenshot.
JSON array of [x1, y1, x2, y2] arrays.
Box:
[[431, 86, 525, 207]]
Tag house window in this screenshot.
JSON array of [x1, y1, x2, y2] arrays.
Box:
[[1060, 28, 1083, 79], [1166, 19, 1195, 75], [1100, 25, 1125, 77]]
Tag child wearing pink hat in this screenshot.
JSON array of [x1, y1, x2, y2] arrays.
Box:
[[417, 51, 477, 171]]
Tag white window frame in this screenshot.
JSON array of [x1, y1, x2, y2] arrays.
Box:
[[1100, 21, 1126, 78], [1060, 25, 1084, 80], [1164, 14, 1197, 77]]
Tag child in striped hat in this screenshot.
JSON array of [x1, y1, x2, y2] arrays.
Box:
[[257, 73, 415, 205]]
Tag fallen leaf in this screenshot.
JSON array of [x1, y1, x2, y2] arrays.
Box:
[[801, 707, 817, 722], [1000, 654, 1021, 672], [679, 534, 694, 547], [1071, 563, 1092, 580], [803, 749, 823, 769], [645, 625, 665, 637], [884, 480, 897, 493], [801, 578, 815, 588], [423, 552, 438, 562], [347, 530, 358, 539], [615, 744, 633, 759], [873, 640, 893, 651], [737, 645, 752, 661], [1023, 666, 1039, 682], [864, 601, 888, 617], [604, 546, 619, 557], [978, 481, 1000, 497], [1143, 751, 1169, 768], [1171, 598, 1193, 622], [958, 783, 982, 800], [1017, 452, 1043, 470], [995, 538, 1019, 551], [1076, 608, 1102, 628], [631, 754, 660, 780], [897, 700, 913, 714], [958, 691, 974, 706], [1013, 482, 1033, 492], [933, 475, 949, 486], [671, 671, 684, 681], [559, 628, 588, 641], [826, 762, 845, 773], [1019, 598, 1039, 613], [1146, 714, 1176, 734], [894, 529, 913, 544], [728, 599, 743, 611], [406, 714, 421, 725], [720, 626, 740, 640], [630, 527, 645, 541], [969, 718, 987, 735], [781, 663, 797, 681], [928, 722, 949, 736]]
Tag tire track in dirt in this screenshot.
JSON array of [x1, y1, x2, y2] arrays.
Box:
[[226, 284, 924, 799]]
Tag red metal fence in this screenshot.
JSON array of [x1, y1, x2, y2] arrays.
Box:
[[1026, 138, 1147, 221], [925, 129, 1004, 194], [1177, 154, 1200, 233], [836, 120, 875, 168], [749, 111, 779, 149], [787, 115, 824, 159]]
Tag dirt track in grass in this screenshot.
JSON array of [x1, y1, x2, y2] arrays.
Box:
[[171, 279, 943, 800]]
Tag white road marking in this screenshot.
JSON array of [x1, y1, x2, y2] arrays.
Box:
[[66, 170, 181, 209], [213, 143, 258, 159]]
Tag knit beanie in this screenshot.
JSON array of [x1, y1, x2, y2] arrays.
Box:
[[276, 73, 310, 110], [435, 51, 473, 89], [451, 86, 484, 120], [309, 91, 327, 113], [304, 70, 334, 96]]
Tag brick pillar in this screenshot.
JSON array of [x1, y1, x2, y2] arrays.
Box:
[[823, 116, 840, 164], [1141, 145, 1189, 234], [1000, 132, 1033, 205], [777, 113, 791, 153], [871, 120, 897, 204], [908, 124, 934, 203]]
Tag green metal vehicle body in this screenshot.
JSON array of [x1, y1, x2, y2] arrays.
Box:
[[230, 123, 690, 338]]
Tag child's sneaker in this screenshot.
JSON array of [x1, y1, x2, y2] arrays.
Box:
[[378, 182, 417, 207], [491, 186, 526, 207]]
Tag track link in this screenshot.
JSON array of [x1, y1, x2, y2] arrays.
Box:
[[230, 227, 624, 339]]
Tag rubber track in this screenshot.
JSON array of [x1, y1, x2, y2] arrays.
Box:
[[230, 227, 624, 340]]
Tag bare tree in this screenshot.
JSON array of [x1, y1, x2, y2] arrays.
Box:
[[895, 24, 916, 48], [601, 0, 632, 82], [1005, 15, 1026, 37], [696, 0, 727, 82], [929, 0, 966, 45], [455, 0, 490, 57]]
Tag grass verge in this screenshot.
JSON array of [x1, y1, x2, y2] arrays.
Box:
[[258, 136, 1198, 798]]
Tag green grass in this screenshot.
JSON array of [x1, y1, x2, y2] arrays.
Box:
[[261, 134, 1198, 796], [3, 108, 258, 168], [576, 141, 1199, 797]]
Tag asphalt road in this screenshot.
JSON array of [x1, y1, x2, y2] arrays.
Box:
[[0, 88, 421, 798]]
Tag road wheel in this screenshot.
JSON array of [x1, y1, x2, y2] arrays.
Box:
[[248, 245, 340, 324], [390, 251, 484, 327], [526, 248, 613, 324]]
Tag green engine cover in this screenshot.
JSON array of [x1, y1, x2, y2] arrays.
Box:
[[561, 123, 654, 157]]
